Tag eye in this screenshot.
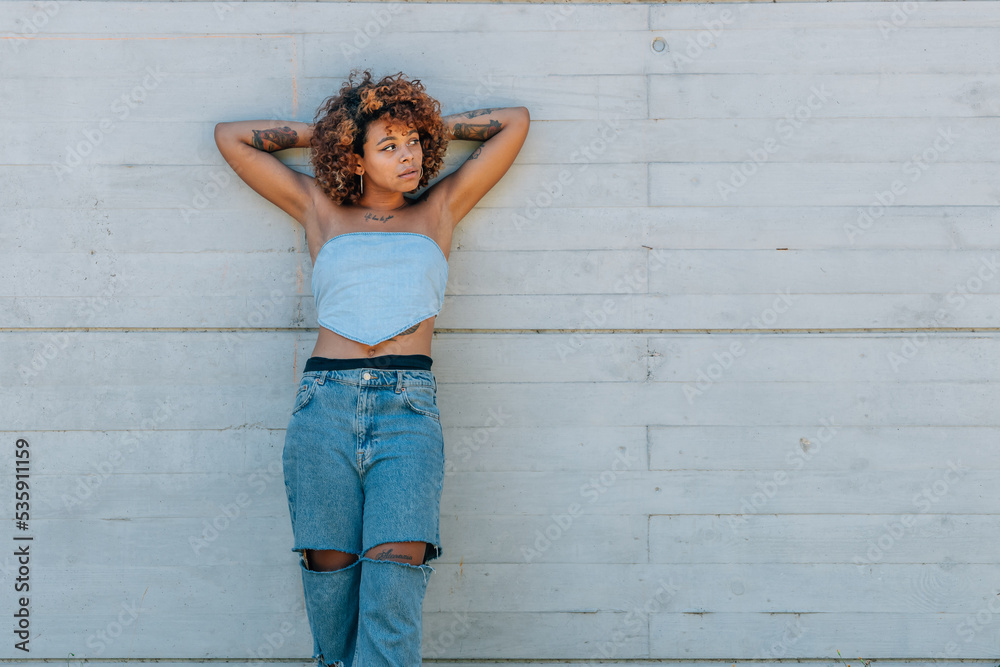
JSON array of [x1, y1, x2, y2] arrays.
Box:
[[383, 137, 420, 151]]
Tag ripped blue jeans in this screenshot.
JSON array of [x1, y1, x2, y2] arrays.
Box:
[[282, 364, 444, 667]]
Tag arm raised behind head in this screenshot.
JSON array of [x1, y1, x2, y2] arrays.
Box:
[[429, 106, 530, 230], [213, 120, 317, 226]]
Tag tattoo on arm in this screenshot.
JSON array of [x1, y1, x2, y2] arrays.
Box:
[[251, 126, 298, 152], [468, 146, 483, 160], [460, 108, 502, 119], [453, 120, 502, 142]]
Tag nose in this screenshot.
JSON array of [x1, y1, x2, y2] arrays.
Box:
[[401, 141, 419, 161]]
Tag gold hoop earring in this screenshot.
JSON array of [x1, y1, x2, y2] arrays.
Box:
[[359, 172, 364, 195]]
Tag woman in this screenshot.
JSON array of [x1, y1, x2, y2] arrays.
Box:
[[214, 68, 529, 667]]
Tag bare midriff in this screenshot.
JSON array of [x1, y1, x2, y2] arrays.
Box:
[[310, 316, 436, 360]]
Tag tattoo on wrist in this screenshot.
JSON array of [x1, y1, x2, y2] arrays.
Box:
[[453, 120, 502, 142], [251, 126, 298, 152]]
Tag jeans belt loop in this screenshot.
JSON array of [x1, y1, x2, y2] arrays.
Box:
[[395, 371, 404, 394]]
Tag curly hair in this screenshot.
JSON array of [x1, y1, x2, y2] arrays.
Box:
[[310, 68, 449, 206]]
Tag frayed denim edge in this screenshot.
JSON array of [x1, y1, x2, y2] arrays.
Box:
[[357, 555, 435, 585], [313, 650, 345, 667], [290, 546, 438, 582], [292, 546, 363, 553], [297, 556, 362, 574]]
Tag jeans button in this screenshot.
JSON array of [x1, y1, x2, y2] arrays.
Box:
[[362, 372, 372, 380]]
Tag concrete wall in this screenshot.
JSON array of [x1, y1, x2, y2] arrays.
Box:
[[2, 1, 999, 665]]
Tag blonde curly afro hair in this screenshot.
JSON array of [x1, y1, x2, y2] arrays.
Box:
[[310, 68, 449, 205]]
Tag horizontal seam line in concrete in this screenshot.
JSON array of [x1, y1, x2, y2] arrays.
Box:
[[5, 327, 1000, 334]]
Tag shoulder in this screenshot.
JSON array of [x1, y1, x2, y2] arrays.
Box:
[[299, 180, 351, 260], [414, 180, 455, 232]]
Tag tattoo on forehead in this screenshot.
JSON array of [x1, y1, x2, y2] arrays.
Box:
[[251, 126, 298, 152], [453, 120, 502, 142]]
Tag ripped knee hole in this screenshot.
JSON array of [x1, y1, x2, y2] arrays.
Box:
[[302, 549, 359, 572]]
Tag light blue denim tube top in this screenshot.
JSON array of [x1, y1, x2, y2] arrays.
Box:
[[311, 231, 449, 346]]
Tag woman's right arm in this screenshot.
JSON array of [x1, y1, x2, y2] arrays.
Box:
[[213, 120, 316, 225]]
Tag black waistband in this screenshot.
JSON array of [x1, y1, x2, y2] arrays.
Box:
[[304, 354, 433, 372]]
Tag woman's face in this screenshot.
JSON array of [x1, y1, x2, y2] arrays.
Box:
[[354, 117, 422, 193]]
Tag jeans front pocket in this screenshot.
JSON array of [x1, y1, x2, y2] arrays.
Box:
[[401, 384, 440, 421], [291, 375, 320, 415]]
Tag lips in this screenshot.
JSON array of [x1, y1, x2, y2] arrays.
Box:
[[400, 168, 418, 178]]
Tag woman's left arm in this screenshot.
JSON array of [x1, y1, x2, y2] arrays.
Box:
[[441, 107, 522, 142], [431, 106, 530, 229]]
